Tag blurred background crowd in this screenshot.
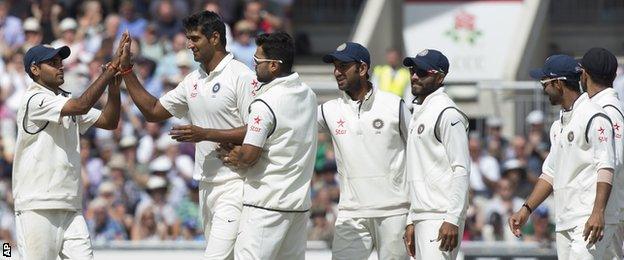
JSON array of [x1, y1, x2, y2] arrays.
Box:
[[0, 0, 623, 250]]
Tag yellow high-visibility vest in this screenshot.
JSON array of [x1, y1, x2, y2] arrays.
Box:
[[373, 65, 411, 97]]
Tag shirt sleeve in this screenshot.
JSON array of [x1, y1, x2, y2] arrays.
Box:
[[78, 108, 102, 134], [158, 80, 188, 119], [317, 104, 329, 133], [589, 116, 615, 171], [438, 109, 470, 226], [399, 99, 411, 144], [236, 73, 256, 122], [243, 101, 275, 148], [602, 106, 623, 168], [27, 92, 70, 123], [541, 123, 558, 179]]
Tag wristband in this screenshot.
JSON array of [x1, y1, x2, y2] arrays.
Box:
[[522, 203, 533, 214], [120, 66, 134, 75]]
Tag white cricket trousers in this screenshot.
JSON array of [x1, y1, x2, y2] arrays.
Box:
[[15, 209, 93, 260], [234, 205, 308, 260], [555, 224, 616, 260], [331, 214, 408, 260], [605, 222, 624, 260], [199, 179, 244, 260], [411, 219, 464, 260]]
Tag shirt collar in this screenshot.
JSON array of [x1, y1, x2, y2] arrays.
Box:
[[590, 87, 617, 101], [29, 82, 70, 96], [254, 72, 301, 95], [198, 53, 234, 78]]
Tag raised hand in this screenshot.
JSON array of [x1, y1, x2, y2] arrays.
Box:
[[111, 31, 130, 70], [119, 31, 133, 70]]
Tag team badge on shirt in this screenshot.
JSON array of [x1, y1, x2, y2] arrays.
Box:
[[250, 115, 262, 132], [335, 119, 346, 135], [417, 124, 425, 134], [567, 131, 574, 142], [372, 119, 384, 129], [597, 126, 608, 143], [614, 123, 621, 139]]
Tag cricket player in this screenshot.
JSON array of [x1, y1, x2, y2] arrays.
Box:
[[509, 54, 618, 259], [402, 49, 470, 260], [318, 42, 410, 260], [13, 34, 129, 259], [120, 11, 256, 259], [216, 32, 317, 260], [580, 47, 624, 259]]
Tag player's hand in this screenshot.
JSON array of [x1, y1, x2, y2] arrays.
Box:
[[119, 31, 133, 69], [111, 31, 129, 70], [508, 207, 530, 237], [403, 224, 415, 257], [169, 125, 208, 143], [583, 211, 604, 245], [216, 144, 241, 169], [437, 221, 459, 252]]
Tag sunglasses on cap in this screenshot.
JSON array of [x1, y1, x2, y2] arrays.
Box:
[[539, 77, 567, 86], [409, 67, 438, 78]]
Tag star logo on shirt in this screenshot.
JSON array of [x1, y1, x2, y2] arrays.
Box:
[[337, 119, 345, 128], [251, 79, 259, 89], [253, 115, 262, 125], [614, 123, 620, 131], [192, 84, 198, 91], [598, 126, 606, 135]]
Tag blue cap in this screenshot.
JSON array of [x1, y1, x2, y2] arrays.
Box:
[[23, 44, 71, 75], [403, 49, 449, 74], [322, 42, 370, 66], [529, 54, 582, 80]]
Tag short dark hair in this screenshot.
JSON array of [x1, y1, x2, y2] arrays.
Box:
[[256, 32, 295, 73], [587, 73, 615, 87], [562, 79, 581, 92], [183, 10, 226, 47]]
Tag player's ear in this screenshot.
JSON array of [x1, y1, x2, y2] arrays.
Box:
[[435, 72, 445, 85]]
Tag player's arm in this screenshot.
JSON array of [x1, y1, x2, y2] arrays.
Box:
[[62, 32, 129, 116], [584, 116, 615, 244], [92, 75, 121, 130], [509, 123, 557, 237], [170, 125, 247, 145], [119, 35, 172, 122], [437, 109, 469, 252]]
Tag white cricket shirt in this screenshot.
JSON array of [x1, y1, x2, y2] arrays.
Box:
[[159, 53, 256, 183]]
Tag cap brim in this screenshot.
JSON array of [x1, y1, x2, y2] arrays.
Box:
[[40, 46, 71, 62], [322, 53, 357, 64], [529, 68, 547, 79], [403, 57, 434, 71]]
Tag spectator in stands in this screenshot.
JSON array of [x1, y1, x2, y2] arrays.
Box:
[[243, 0, 283, 35], [307, 209, 334, 245], [76, 0, 105, 55], [140, 24, 168, 62], [501, 159, 532, 198], [372, 47, 412, 102], [0, 0, 24, 56], [484, 116, 508, 162], [86, 197, 127, 242], [21, 17, 43, 53], [135, 57, 163, 97], [132, 204, 167, 241], [135, 175, 180, 240], [0, 51, 31, 113], [468, 133, 500, 198], [153, 0, 184, 39], [524, 110, 549, 185], [230, 20, 257, 69], [202, 0, 233, 51], [119, 0, 148, 38], [482, 178, 523, 241], [176, 180, 202, 241], [522, 206, 554, 246]]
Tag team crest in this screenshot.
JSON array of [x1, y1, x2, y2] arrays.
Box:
[[417, 124, 425, 134], [372, 119, 384, 129], [567, 131, 574, 142], [212, 83, 221, 93]]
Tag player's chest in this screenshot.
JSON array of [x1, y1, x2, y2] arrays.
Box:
[[187, 80, 236, 111], [327, 106, 395, 138]]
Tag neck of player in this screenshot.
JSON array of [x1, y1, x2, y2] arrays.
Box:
[[561, 89, 581, 111], [347, 81, 372, 101], [202, 50, 227, 73]]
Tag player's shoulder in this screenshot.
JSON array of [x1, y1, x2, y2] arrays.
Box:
[[225, 59, 254, 76]]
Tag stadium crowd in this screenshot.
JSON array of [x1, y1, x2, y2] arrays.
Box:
[[0, 0, 622, 249]]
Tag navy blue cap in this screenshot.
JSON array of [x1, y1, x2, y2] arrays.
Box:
[[23, 44, 71, 75], [322, 42, 370, 66], [529, 54, 582, 80], [403, 49, 449, 74]]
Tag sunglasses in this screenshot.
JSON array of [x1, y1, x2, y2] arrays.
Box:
[[539, 77, 567, 86], [253, 56, 283, 66], [409, 67, 438, 78]]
